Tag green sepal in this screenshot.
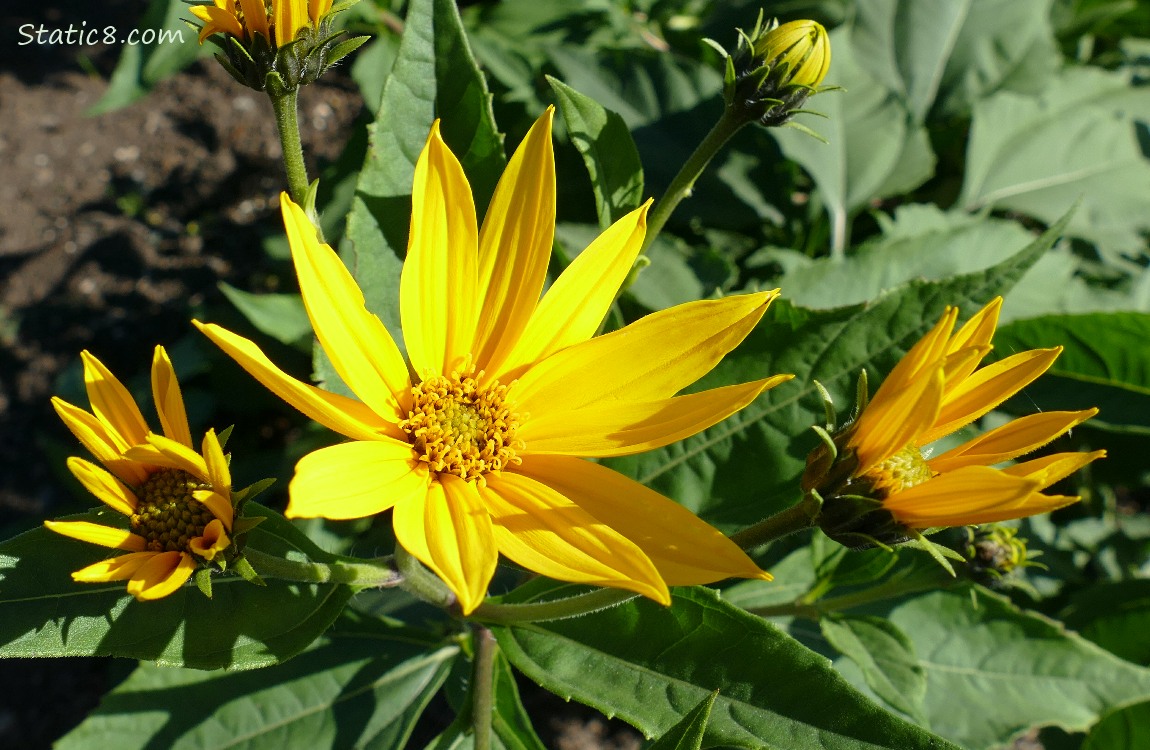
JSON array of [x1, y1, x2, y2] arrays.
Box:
[[780, 120, 829, 142], [327, 35, 371, 67], [231, 515, 268, 537], [194, 567, 214, 599], [214, 53, 250, 88], [232, 477, 277, 508], [265, 71, 291, 98], [233, 555, 267, 586], [216, 424, 234, 449]]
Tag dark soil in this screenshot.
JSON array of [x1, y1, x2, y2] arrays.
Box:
[[0, 3, 641, 748]]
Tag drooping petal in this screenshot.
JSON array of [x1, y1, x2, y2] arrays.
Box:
[[190, 4, 244, 42], [882, 466, 1041, 528], [515, 455, 770, 585], [202, 429, 232, 493], [151, 346, 193, 449], [189, 519, 231, 560], [481, 472, 670, 604], [392, 477, 496, 615], [238, 0, 269, 39], [490, 203, 650, 381], [1001, 449, 1106, 489], [849, 362, 945, 475], [125, 434, 210, 484], [921, 347, 1062, 444], [194, 489, 234, 530], [282, 195, 410, 421], [81, 350, 149, 448], [126, 551, 197, 600], [927, 409, 1098, 474], [44, 521, 147, 551], [401, 122, 479, 376], [473, 109, 556, 371], [518, 377, 788, 457], [509, 292, 779, 413], [286, 439, 429, 520], [71, 551, 155, 582], [52, 398, 149, 486], [66, 457, 138, 516], [195, 320, 404, 442]]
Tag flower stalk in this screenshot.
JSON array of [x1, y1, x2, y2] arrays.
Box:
[[747, 564, 953, 619], [729, 491, 823, 549], [241, 547, 402, 587], [270, 89, 309, 204], [471, 625, 497, 750], [473, 588, 639, 625]]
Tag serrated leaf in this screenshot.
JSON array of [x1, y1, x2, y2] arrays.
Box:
[[876, 587, 1150, 749], [646, 691, 716, 750], [0, 503, 352, 669], [494, 587, 960, 750], [992, 312, 1150, 434], [219, 283, 313, 348], [606, 209, 1067, 530], [56, 615, 458, 750], [820, 616, 926, 723], [548, 76, 644, 228]]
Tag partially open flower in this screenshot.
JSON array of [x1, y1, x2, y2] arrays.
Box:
[[803, 298, 1104, 549], [45, 347, 235, 601]]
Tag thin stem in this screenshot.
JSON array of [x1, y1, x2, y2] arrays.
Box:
[[472, 588, 638, 625], [269, 88, 309, 203], [748, 566, 952, 619], [395, 545, 457, 610], [729, 493, 821, 549], [471, 625, 497, 750], [242, 547, 401, 587], [640, 107, 748, 257]]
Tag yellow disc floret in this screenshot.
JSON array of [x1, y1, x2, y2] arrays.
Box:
[[859, 443, 934, 498], [401, 369, 522, 482], [131, 469, 215, 553]]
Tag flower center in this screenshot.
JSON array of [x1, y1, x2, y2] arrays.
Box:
[[400, 370, 521, 482], [131, 469, 215, 553], [859, 443, 933, 499]]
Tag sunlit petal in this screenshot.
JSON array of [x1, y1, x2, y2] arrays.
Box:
[[81, 350, 149, 448], [287, 439, 429, 520], [927, 409, 1098, 474], [190, 5, 244, 42], [942, 297, 1001, 383], [202, 429, 232, 493], [850, 362, 944, 475], [44, 521, 147, 551], [238, 0, 268, 38], [879, 307, 958, 396], [193, 489, 234, 531], [882, 466, 1041, 528], [52, 398, 150, 486], [481, 472, 670, 604], [71, 551, 155, 582], [189, 519, 230, 561], [516, 455, 770, 585], [66, 457, 138, 515], [151, 346, 193, 449], [1001, 449, 1106, 489], [127, 551, 196, 600], [125, 434, 210, 484]]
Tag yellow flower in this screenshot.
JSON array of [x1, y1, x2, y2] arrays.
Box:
[[190, 0, 332, 46], [196, 109, 790, 614], [811, 298, 1103, 541], [45, 347, 234, 601], [753, 19, 831, 90]]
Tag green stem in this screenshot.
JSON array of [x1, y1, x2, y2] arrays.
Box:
[[729, 493, 821, 549], [640, 107, 748, 258], [395, 545, 457, 610], [242, 547, 401, 587], [269, 88, 309, 203], [748, 566, 952, 619], [471, 625, 497, 750], [472, 588, 638, 625]]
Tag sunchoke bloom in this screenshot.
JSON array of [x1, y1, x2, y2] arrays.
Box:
[[804, 298, 1104, 548], [197, 109, 790, 614], [191, 0, 331, 47], [45, 348, 233, 601]]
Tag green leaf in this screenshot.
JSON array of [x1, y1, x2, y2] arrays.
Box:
[[646, 691, 716, 750], [331, 0, 504, 385], [820, 616, 926, 723], [56, 614, 459, 750], [992, 312, 1150, 434], [219, 283, 313, 349], [89, 0, 206, 113], [0, 503, 353, 669], [960, 66, 1150, 260], [876, 587, 1150, 748], [606, 209, 1067, 529], [1083, 700, 1150, 750], [494, 587, 961, 750], [548, 76, 644, 228], [1060, 579, 1150, 666]]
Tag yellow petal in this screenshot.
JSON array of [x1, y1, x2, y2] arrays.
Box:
[[927, 409, 1098, 474], [899, 490, 1080, 528], [274, 0, 306, 46], [81, 350, 149, 448], [71, 551, 155, 582], [510, 291, 779, 413], [202, 429, 231, 493], [922, 347, 1062, 444], [1001, 449, 1106, 489], [194, 489, 234, 531], [491, 203, 650, 381], [401, 122, 479, 376], [882, 465, 1041, 528], [127, 551, 197, 600], [849, 362, 945, 475], [190, 519, 231, 560], [287, 439, 429, 520], [282, 195, 411, 422], [516, 455, 770, 585], [308, 0, 333, 25], [943, 298, 1002, 383], [473, 109, 556, 370], [480, 472, 670, 604], [195, 320, 404, 442], [879, 307, 958, 396], [44, 520, 147, 551], [190, 5, 244, 42], [239, 0, 268, 38], [52, 398, 150, 486], [392, 478, 497, 615], [125, 434, 209, 484], [151, 346, 193, 449], [518, 377, 788, 457], [66, 457, 137, 515]]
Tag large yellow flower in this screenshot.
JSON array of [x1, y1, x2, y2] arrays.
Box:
[[45, 347, 233, 601], [196, 109, 790, 613], [190, 0, 331, 46], [823, 298, 1103, 533]]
